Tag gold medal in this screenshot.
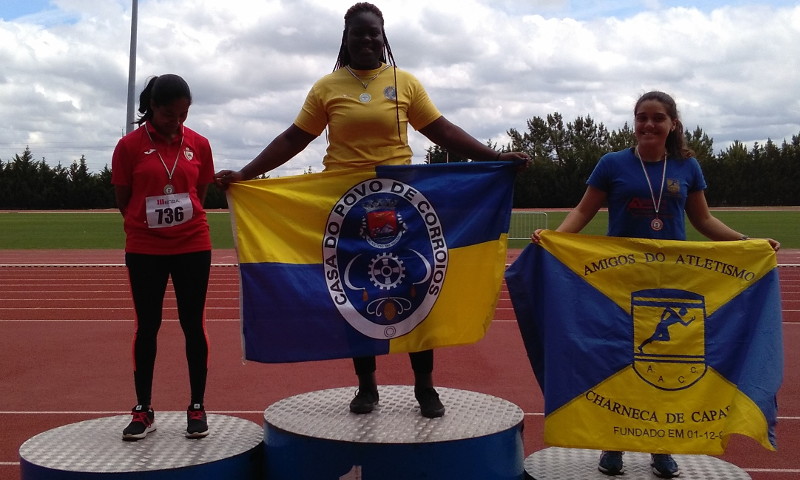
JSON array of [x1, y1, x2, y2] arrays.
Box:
[[164, 184, 174, 195]]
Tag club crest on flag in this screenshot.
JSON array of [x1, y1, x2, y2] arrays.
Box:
[[362, 198, 404, 248], [323, 178, 448, 340], [632, 289, 707, 390]]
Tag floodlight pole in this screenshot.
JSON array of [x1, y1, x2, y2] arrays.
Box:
[[125, 0, 138, 135]]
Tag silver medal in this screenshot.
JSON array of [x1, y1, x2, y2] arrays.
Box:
[[359, 93, 371, 103], [164, 184, 174, 195]]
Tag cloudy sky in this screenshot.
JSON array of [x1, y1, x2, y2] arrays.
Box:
[[1, 0, 798, 177]]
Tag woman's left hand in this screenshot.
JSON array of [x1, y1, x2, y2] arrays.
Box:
[[214, 169, 243, 190], [530, 228, 546, 244], [499, 152, 531, 169], [766, 238, 781, 251]]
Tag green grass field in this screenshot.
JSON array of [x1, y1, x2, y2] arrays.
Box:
[[0, 211, 233, 249], [0, 209, 798, 250], [506, 209, 800, 249]]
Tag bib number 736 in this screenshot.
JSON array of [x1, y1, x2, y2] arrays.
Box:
[[156, 206, 184, 224], [146, 193, 194, 228]]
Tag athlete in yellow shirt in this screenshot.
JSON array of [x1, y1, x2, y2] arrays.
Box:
[[216, 2, 529, 418]]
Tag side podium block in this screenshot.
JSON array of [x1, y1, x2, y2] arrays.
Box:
[[263, 386, 525, 479], [19, 413, 263, 480], [524, 447, 752, 479]]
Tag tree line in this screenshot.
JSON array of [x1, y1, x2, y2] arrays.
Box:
[[428, 113, 799, 207], [0, 147, 228, 210], [2, 112, 798, 210]]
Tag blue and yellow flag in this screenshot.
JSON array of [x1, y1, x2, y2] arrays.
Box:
[[505, 231, 783, 454], [228, 162, 516, 363]]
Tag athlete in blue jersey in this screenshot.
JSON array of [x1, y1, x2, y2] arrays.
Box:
[[587, 148, 705, 240], [532, 91, 779, 478]]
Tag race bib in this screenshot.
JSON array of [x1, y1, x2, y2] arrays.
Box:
[[145, 193, 194, 228]]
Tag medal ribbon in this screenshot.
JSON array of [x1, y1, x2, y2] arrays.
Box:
[[636, 146, 667, 217], [145, 124, 184, 189]]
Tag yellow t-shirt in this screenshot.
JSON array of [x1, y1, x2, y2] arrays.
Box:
[[294, 64, 442, 171]]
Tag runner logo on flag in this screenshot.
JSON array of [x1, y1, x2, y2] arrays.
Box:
[[632, 289, 707, 390]]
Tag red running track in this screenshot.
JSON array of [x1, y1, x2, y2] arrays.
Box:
[[0, 249, 798, 480]]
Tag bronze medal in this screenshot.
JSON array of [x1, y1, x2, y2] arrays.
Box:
[[650, 217, 664, 231]]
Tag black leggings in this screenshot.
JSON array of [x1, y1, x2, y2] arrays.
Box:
[[352, 349, 434, 375], [126, 251, 211, 407]]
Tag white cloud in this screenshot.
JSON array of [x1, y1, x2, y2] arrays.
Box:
[[0, 0, 798, 176]]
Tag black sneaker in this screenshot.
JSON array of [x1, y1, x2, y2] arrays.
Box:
[[349, 389, 379, 414], [651, 454, 680, 478], [415, 387, 445, 418], [186, 403, 209, 438], [122, 405, 155, 441], [598, 450, 624, 475]]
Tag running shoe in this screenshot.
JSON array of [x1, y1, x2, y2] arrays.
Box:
[[186, 403, 209, 438], [598, 450, 624, 475], [122, 404, 155, 441], [651, 453, 681, 478]]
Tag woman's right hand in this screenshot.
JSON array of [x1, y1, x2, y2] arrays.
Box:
[[530, 228, 547, 244], [214, 170, 244, 190]]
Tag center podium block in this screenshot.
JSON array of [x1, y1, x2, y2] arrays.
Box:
[[263, 385, 525, 479]]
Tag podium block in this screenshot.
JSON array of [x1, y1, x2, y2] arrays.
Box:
[[263, 385, 525, 479], [524, 447, 751, 479], [19, 413, 263, 480]]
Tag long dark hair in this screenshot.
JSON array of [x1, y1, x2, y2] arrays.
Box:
[[635, 91, 695, 159], [334, 3, 402, 140], [135, 74, 192, 126]]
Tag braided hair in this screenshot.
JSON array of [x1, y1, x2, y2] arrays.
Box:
[[634, 91, 695, 159], [334, 3, 402, 140], [135, 74, 192, 126], [334, 2, 396, 70]]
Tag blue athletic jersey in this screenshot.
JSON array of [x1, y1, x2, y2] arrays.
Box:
[[587, 148, 707, 240]]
